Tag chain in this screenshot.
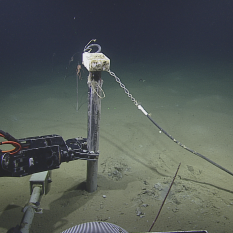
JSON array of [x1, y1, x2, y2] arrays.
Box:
[[108, 70, 139, 106]]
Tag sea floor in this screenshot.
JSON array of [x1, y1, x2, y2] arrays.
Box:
[[0, 55, 233, 233]]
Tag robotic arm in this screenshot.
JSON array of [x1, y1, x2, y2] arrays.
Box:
[[0, 130, 98, 177]]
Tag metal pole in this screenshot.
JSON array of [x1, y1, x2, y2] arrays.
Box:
[[20, 186, 41, 233], [86, 71, 102, 193]]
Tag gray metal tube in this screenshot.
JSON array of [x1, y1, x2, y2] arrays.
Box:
[[29, 186, 41, 203], [86, 71, 102, 193], [20, 186, 41, 233], [20, 205, 35, 233]]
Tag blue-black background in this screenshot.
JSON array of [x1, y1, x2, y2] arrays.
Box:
[[1, 0, 233, 70]]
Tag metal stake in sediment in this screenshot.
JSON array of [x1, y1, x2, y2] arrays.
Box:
[[86, 71, 102, 193]]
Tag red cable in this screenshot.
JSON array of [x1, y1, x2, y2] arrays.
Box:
[[0, 140, 22, 154]]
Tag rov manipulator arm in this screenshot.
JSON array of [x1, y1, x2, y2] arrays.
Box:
[[0, 131, 98, 177]]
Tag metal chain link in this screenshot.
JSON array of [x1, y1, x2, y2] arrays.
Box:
[[108, 70, 139, 106]]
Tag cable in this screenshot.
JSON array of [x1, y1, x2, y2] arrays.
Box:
[[148, 163, 181, 232], [145, 112, 233, 177], [83, 39, 101, 53], [109, 71, 233, 177], [0, 131, 22, 155]]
